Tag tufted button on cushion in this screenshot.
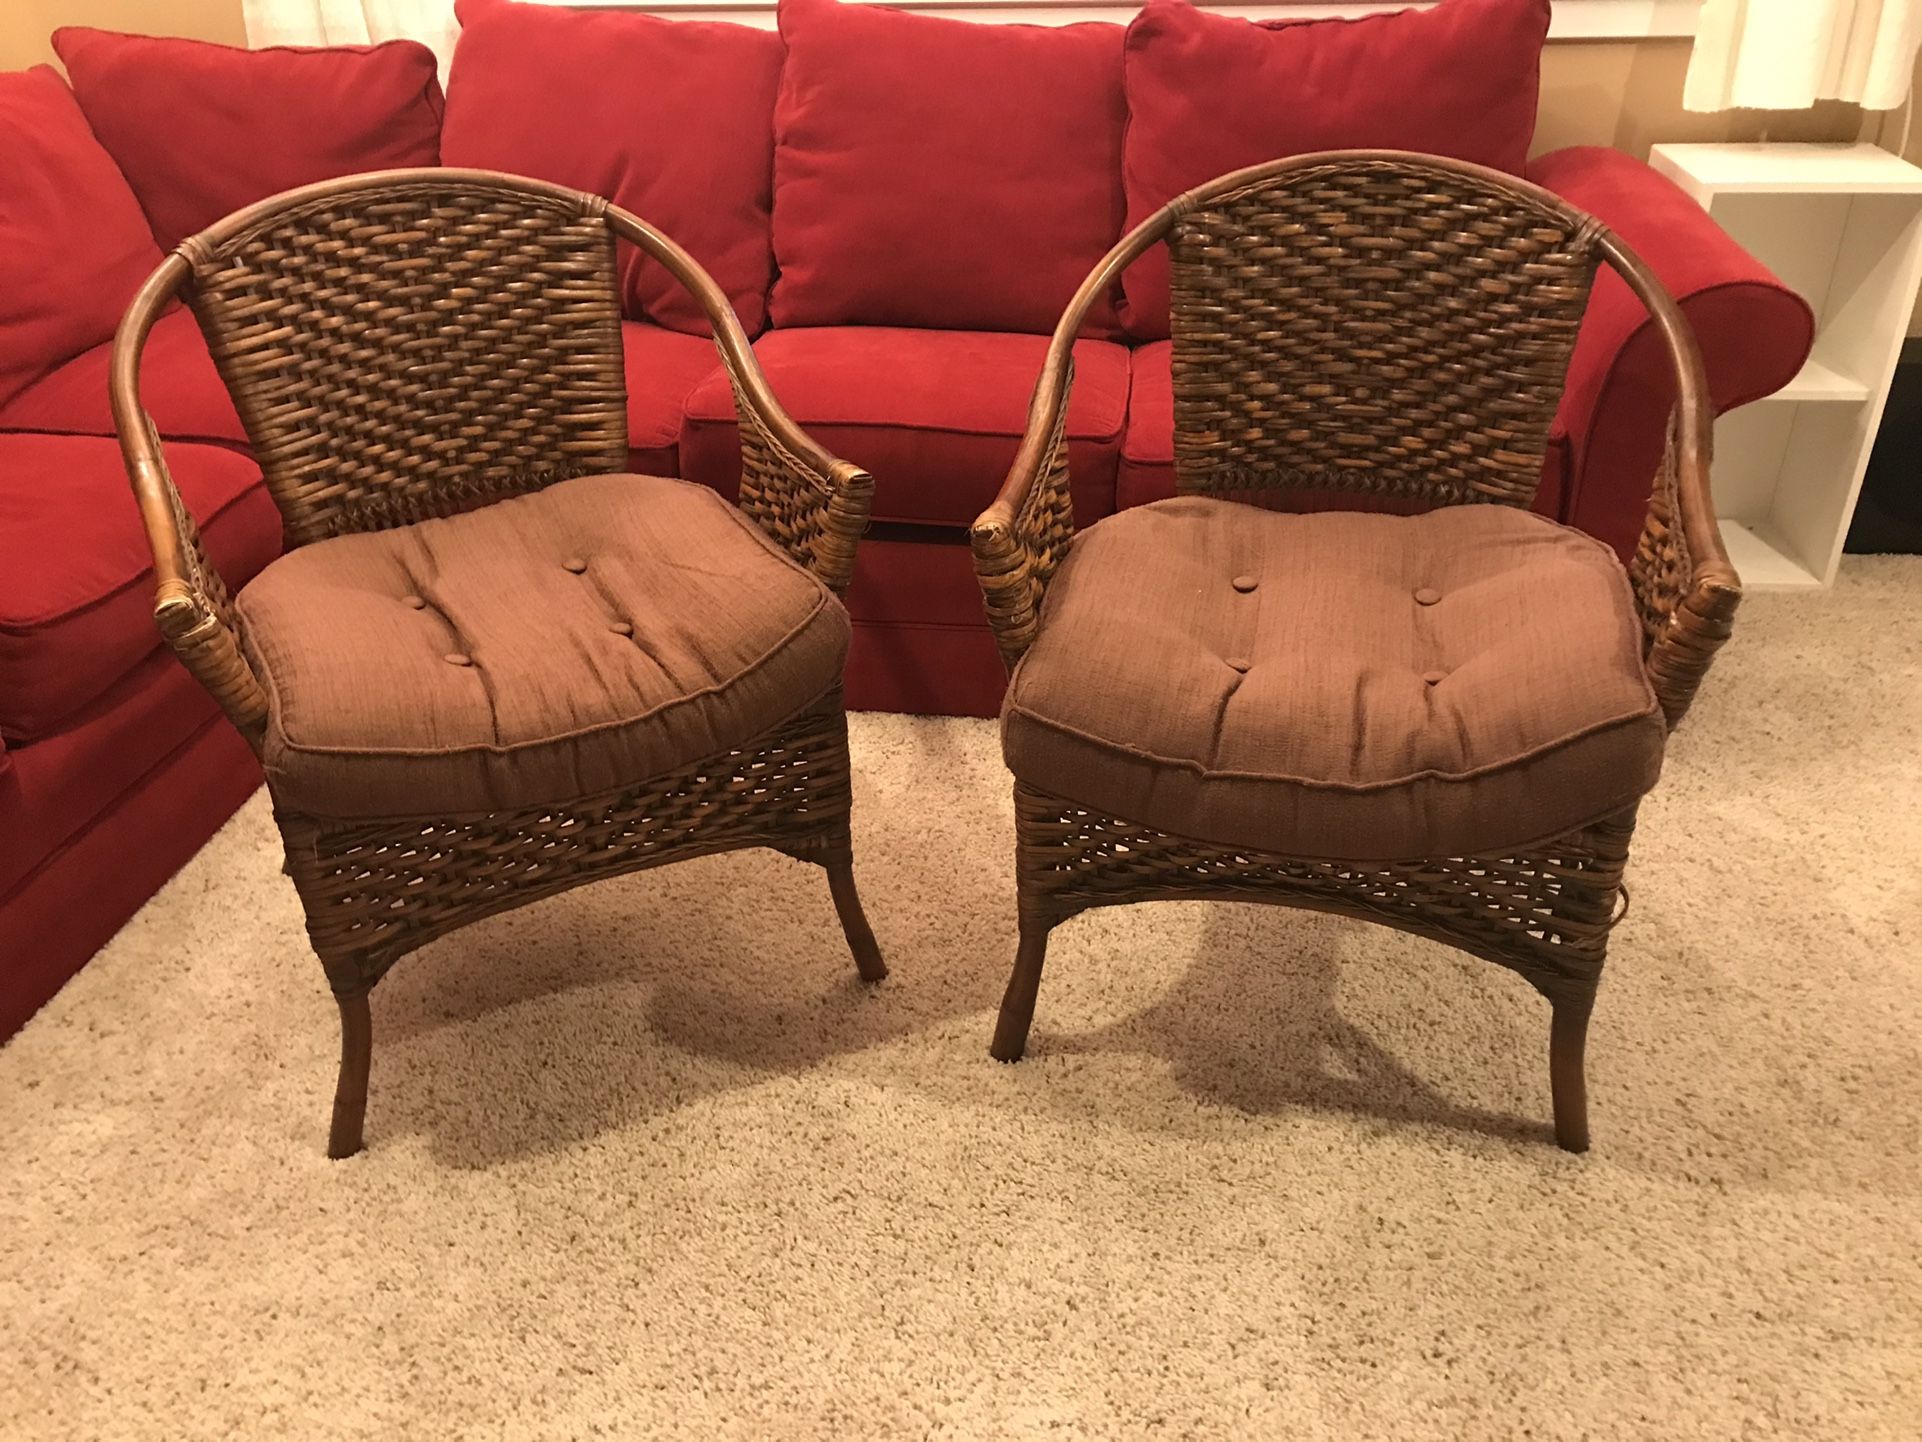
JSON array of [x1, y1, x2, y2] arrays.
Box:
[[1225, 656, 1251, 673], [1414, 586, 1442, 606], [1422, 669, 1448, 686], [1003, 497, 1665, 861], [403, 594, 427, 610], [562, 556, 588, 574], [1231, 574, 1258, 593], [236, 474, 849, 820]]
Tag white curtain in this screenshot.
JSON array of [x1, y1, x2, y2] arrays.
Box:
[[242, 1, 461, 79], [1686, 0, 1922, 111]]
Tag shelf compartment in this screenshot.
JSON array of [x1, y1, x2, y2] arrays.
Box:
[[1765, 357, 1873, 404], [1720, 519, 1823, 593], [1650, 143, 1922, 590]]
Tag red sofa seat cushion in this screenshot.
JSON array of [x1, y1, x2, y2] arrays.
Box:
[[0, 67, 164, 414], [1119, 0, 1548, 338], [0, 434, 281, 742], [0, 309, 246, 449], [680, 327, 1131, 527], [443, 0, 783, 337], [53, 27, 444, 250], [771, 0, 1126, 337], [841, 537, 1009, 718], [1120, 340, 1570, 519], [1118, 341, 1178, 512], [622, 321, 724, 476]]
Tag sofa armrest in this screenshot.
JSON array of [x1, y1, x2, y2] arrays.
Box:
[[1529, 147, 1815, 559]]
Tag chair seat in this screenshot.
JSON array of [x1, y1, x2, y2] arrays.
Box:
[[1001, 498, 1666, 862], [236, 473, 849, 820]]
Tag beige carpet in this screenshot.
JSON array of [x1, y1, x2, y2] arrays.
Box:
[[3, 559, 1919, 1439]]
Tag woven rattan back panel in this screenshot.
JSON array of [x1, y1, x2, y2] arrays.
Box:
[[184, 177, 629, 546], [1167, 160, 1603, 510]]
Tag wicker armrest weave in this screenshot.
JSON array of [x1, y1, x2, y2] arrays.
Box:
[[600, 208, 876, 596], [1628, 409, 1741, 729], [725, 372, 875, 598], [112, 255, 270, 742], [971, 365, 1077, 669]]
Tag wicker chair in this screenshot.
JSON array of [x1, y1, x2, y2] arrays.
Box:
[[971, 152, 1738, 1152], [112, 169, 886, 1157]]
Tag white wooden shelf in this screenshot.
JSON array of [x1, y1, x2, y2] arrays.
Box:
[[1650, 142, 1922, 592], [1721, 520, 1823, 591], [1770, 357, 1874, 404], [1655, 142, 1922, 197]]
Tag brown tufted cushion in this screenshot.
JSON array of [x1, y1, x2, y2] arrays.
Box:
[[237, 474, 848, 820], [1002, 498, 1664, 861]]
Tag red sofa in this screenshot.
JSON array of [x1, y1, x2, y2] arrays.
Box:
[[0, 0, 1812, 1037]]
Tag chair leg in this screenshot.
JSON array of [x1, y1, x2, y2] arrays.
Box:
[[825, 856, 887, 983], [990, 914, 1053, 1062], [1549, 993, 1594, 1154], [328, 990, 373, 1160]]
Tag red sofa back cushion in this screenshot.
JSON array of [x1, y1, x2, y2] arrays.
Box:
[[52, 27, 444, 249], [442, 0, 784, 336], [0, 67, 163, 412], [771, 0, 1126, 337], [1120, 0, 1549, 338]]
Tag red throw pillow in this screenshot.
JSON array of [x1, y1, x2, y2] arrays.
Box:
[[0, 67, 164, 412], [441, 0, 783, 336], [52, 27, 444, 249], [772, 0, 1126, 337], [1120, 0, 1550, 338]]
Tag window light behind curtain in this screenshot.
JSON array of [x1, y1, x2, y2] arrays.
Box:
[[241, 1, 461, 80], [1685, 0, 1922, 111]]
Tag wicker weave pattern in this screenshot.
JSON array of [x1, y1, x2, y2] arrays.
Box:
[[1168, 164, 1601, 509], [1015, 786, 1632, 1005], [1630, 415, 1740, 727], [151, 414, 240, 635], [283, 693, 856, 993], [184, 180, 629, 547], [729, 374, 873, 596], [974, 380, 1076, 668], [138, 411, 272, 734]]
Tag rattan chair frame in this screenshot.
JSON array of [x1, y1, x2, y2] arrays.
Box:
[[112, 169, 885, 1157], [971, 153, 1739, 1152]]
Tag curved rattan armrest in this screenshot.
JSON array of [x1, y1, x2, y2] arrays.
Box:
[[111, 254, 270, 743], [972, 224, 1159, 668], [602, 209, 873, 595], [1597, 230, 1742, 730]]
